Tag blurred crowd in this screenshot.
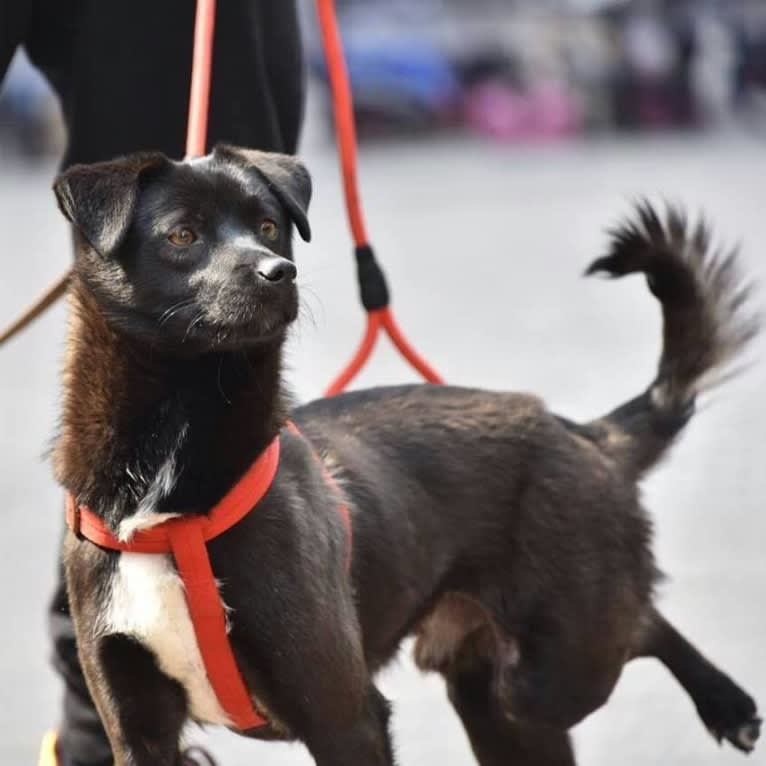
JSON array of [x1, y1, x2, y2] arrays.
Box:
[[2, 0, 766, 160], [308, 0, 766, 139]]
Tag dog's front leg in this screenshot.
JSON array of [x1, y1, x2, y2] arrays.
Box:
[[634, 607, 761, 753], [239, 600, 395, 765], [301, 684, 395, 766], [224, 571, 395, 764], [65, 543, 188, 766], [66, 624, 188, 766], [87, 633, 189, 766]]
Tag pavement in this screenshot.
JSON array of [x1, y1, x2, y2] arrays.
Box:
[[1, 116, 765, 765]]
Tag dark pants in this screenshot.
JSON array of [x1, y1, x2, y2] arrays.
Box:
[[0, 2, 305, 762]]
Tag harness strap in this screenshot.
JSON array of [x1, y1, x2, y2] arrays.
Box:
[[285, 421, 352, 565], [170, 517, 264, 729], [65, 425, 352, 730], [66, 438, 281, 554], [66, 437, 281, 730]]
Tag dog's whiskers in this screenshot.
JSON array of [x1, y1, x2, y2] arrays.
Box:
[[296, 286, 324, 333], [298, 303, 318, 330], [159, 299, 195, 327], [183, 313, 205, 343]]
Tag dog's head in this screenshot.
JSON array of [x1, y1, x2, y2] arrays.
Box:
[[54, 144, 311, 352]]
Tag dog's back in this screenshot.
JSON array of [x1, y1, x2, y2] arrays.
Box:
[[293, 203, 758, 730]]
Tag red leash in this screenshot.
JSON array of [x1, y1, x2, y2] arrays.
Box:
[[185, 0, 216, 158], [192, 0, 445, 392], [315, 0, 444, 395]]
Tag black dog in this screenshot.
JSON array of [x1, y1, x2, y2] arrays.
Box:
[[53, 146, 760, 766]]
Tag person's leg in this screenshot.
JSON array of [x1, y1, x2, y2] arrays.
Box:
[[24, 2, 305, 763], [0, 0, 32, 83], [26, 0, 305, 166], [49, 569, 112, 766]]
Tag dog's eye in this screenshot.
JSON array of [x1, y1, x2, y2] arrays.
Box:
[[260, 220, 279, 241], [167, 227, 197, 247]]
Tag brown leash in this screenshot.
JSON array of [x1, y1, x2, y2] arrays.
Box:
[[0, 269, 71, 346]]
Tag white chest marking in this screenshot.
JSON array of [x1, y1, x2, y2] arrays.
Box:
[[101, 552, 232, 725], [101, 426, 265, 727]]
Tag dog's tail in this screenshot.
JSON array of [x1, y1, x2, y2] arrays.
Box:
[[584, 202, 758, 480]]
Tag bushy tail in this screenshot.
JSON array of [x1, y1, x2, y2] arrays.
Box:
[[584, 202, 758, 479]]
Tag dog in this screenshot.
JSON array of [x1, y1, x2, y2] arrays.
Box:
[[52, 146, 760, 766]]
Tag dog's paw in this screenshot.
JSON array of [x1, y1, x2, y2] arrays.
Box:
[[708, 714, 761, 754], [722, 716, 762, 754], [695, 674, 761, 753]]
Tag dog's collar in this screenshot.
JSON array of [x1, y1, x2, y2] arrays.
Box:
[[65, 436, 280, 555], [65, 434, 282, 730]]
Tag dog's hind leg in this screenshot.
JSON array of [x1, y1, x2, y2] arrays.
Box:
[[634, 608, 761, 753], [444, 631, 575, 766], [414, 591, 587, 755]]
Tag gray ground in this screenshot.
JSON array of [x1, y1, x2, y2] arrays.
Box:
[[1, 119, 764, 765]]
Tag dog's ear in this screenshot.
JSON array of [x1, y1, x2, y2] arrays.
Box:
[[214, 144, 312, 242], [53, 153, 169, 255]]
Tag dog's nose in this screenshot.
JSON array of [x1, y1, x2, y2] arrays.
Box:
[[257, 256, 297, 284]]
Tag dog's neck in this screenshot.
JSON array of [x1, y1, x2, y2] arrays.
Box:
[[54, 279, 289, 533]]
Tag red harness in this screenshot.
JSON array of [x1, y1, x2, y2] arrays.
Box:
[[65, 426, 351, 731]]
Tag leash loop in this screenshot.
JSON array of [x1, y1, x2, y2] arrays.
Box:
[[315, 0, 443, 393]]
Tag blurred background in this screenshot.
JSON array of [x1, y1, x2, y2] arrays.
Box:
[[4, 0, 766, 159], [1, 0, 764, 764], [307, 0, 766, 141]]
